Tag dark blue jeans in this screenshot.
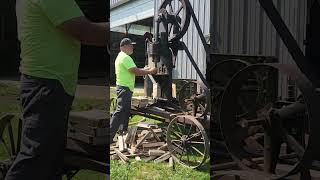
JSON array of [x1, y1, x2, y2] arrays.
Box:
[[5, 74, 74, 180], [110, 85, 133, 141]]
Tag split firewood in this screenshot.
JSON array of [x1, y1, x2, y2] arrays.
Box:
[[125, 126, 138, 145], [115, 149, 129, 163], [118, 134, 128, 152], [158, 143, 168, 151], [168, 157, 174, 167], [148, 128, 161, 141], [110, 151, 116, 155], [154, 152, 171, 163], [148, 149, 166, 156], [135, 131, 151, 149]]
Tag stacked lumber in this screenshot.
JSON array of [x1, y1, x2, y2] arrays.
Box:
[[110, 122, 174, 166], [66, 109, 109, 162]]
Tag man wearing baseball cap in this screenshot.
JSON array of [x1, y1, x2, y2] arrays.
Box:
[[110, 38, 157, 141]]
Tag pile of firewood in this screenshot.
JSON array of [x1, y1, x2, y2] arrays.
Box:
[[110, 122, 174, 166]]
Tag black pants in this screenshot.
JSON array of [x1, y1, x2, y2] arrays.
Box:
[[109, 85, 133, 141], [5, 75, 74, 180]]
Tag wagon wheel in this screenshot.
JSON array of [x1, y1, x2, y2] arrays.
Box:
[[159, 0, 191, 42], [167, 115, 209, 168], [219, 63, 316, 179], [0, 114, 22, 179], [208, 59, 250, 119], [177, 81, 210, 117]]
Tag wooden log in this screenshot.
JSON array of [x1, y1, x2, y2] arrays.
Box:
[[168, 157, 174, 167], [125, 126, 138, 145], [148, 150, 166, 156], [154, 152, 171, 163]]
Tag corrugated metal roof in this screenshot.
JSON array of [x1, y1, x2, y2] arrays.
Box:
[[111, 0, 154, 28]]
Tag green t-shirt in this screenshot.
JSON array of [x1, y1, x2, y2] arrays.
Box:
[[115, 51, 137, 91], [16, 0, 84, 95]]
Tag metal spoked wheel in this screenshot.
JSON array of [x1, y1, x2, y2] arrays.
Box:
[[159, 0, 191, 42], [208, 59, 250, 119], [167, 115, 209, 168], [177, 81, 210, 117], [0, 114, 21, 179], [219, 63, 318, 179]]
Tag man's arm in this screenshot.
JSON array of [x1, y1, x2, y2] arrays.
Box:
[[57, 17, 109, 46], [128, 67, 157, 76]]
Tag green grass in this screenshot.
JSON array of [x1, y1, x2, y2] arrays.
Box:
[[0, 82, 19, 96], [110, 159, 210, 180]]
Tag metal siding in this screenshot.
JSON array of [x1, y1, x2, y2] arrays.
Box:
[[155, 0, 209, 81], [211, 0, 307, 99]]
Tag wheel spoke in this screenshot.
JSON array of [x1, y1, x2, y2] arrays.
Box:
[[190, 145, 204, 157], [7, 122, 16, 155], [186, 131, 201, 141], [187, 124, 193, 137], [175, 5, 183, 16], [174, 122, 183, 135], [171, 130, 182, 139], [189, 141, 205, 145]]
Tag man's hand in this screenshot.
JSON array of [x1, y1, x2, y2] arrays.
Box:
[[149, 67, 157, 75]]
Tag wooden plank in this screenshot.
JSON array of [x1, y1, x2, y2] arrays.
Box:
[[148, 127, 161, 142], [158, 143, 168, 151], [67, 130, 108, 145], [69, 109, 108, 128], [154, 152, 171, 163], [136, 122, 158, 129], [135, 131, 151, 149], [142, 142, 165, 148]]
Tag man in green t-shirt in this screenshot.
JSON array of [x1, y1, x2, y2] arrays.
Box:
[[5, 0, 109, 179], [110, 38, 157, 141]]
